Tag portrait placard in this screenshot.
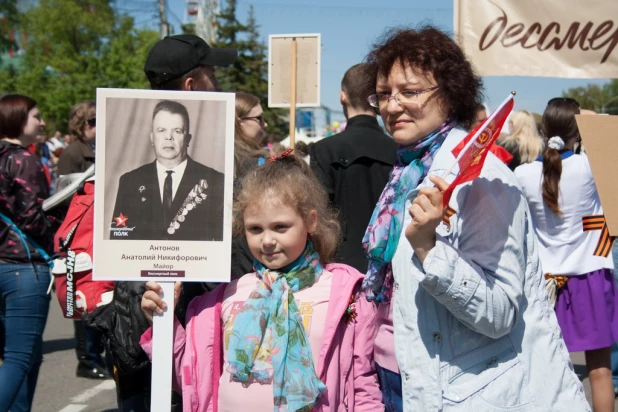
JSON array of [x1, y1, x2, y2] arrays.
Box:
[[268, 33, 321, 108], [575, 114, 618, 236], [93, 88, 235, 282]]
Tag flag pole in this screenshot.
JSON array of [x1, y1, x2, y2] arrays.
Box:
[[441, 91, 516, 179]]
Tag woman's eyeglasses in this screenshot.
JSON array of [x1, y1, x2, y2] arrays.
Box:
[[87, 118, 96, 127], [241, 115, 265, 126], [547, 97, 580, 107], [367, 86, 440, 109]]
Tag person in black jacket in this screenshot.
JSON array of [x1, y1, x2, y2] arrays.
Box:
[[310, 63, 397, 273]]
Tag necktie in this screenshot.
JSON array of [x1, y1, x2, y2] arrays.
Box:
[[163, 170, 173, 225]]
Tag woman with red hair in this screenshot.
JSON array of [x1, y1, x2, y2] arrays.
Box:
[[362, 27, 587, 411]]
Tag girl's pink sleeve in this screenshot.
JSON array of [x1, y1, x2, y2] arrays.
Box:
[[139, 317, 187, 394], [352, 292, 383, 411]]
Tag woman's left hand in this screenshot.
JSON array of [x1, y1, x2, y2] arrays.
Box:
[[405, 175, 449, 263]]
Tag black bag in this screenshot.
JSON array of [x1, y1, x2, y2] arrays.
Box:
[[83, 281, 150, 375]]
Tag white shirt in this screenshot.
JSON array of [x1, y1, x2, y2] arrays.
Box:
[[156, 159, 187, 202], [515, 152, 613, 275], [52, 137, 66, 148]]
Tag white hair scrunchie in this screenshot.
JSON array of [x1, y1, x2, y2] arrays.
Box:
[[548, 136, 565, 151]]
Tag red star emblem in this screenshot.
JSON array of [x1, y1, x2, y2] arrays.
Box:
[[114, 213, 128, 227]]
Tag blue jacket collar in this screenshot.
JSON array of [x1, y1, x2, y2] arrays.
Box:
[[536, 150, 575, 161]]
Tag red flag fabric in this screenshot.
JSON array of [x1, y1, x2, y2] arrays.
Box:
[[489, 145, 514, 165], [442, 97, 514, 208]]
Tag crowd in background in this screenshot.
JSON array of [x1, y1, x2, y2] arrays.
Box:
[[0, 26, 616, 412]]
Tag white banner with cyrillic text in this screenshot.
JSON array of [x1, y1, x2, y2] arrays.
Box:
[[454, 0, 618, 78]]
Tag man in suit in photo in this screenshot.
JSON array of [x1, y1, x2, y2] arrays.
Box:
[[110, 99, 224, 241], [310, 63, 397, 272]]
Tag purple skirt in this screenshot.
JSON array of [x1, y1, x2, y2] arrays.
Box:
[[554, 268, 618, 352]]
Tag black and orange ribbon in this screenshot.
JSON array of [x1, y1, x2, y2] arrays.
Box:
[[544, 273, 570, 289], [442, 206, 457, 229], [582, 214, 616, 258]]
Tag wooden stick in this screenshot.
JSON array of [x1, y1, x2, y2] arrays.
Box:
[[289, 37, 297, 149], [150, 281, 174, 411]]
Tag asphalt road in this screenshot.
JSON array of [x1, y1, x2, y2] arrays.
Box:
[[22, 274, 618, 411], [32, 298, 118, 412]]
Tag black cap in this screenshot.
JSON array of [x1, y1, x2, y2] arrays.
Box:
[[144, 35, 237, 86]]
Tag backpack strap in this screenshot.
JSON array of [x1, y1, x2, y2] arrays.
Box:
[[0, 212, 55, 266], [57, 202, 93, 318], [0, 211, 57, 295]]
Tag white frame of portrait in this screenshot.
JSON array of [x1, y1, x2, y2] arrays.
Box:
[[92, 88, 235, 283]]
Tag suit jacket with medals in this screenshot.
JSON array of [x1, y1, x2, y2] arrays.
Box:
[[110, 157, 224, 241]]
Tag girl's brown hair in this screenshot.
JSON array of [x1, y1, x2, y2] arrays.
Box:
[[540, 98, 581, 215], [0, 94, 38, 139], [233, 153, 341, 264], [234, 92, 270, 176], [69, 100, 96, 141]]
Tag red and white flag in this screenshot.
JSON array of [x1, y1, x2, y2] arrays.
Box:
[[442, 93, 515, 208]]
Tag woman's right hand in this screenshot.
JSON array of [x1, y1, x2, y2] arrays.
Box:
[[141, 281, 181, 324]]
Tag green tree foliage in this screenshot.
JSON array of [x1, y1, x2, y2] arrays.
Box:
[[213, 0, 248, 92], [100, 15, 160, 90], [0, 0, 158, 132], [563, 80, 618, 115], [0, 0, 19, 55], [244, 6, 268, 97], [181, 23, 196, 36], [213, 1, 286, 137]]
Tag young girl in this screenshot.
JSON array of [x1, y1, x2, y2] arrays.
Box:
[[515, 99, 618, 412], [140, 152, 382, 412]]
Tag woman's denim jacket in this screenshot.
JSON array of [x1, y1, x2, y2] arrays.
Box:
[[391, 127, 589, 411]]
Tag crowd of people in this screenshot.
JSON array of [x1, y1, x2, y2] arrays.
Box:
[[0, 24, 616, 412]]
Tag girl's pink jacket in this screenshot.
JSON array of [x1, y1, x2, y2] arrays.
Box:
[[140, 263, 383, 412]]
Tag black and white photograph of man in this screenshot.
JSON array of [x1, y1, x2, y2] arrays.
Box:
[[106, 98, 225, 241]]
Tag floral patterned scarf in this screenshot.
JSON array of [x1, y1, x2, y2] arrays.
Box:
[[361, 119, 457, 302], [226, 242, 326, 412]]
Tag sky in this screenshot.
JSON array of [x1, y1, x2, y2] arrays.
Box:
[[123, 0, 611, 122]]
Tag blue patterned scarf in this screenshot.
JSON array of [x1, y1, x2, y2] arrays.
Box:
[[226, 242, 326, 412], [361, 119, 457, 302]]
